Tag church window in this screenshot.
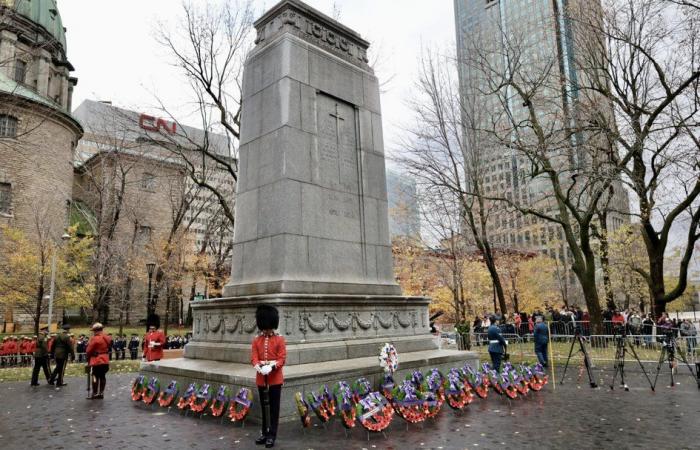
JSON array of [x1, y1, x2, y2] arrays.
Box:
[[141, 172, 156, 191], [0, 115, 18, 138], [14, 60, 27, 84], [0, 183, 11, 214]]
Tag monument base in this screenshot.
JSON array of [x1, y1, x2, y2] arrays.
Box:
[[141, 349, 479, 423]]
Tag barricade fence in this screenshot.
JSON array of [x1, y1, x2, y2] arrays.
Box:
[[470, 331, 698, 365], [471, 320, 696, 337]]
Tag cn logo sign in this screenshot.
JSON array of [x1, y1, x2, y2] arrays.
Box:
[[139, 114, 177, 134]]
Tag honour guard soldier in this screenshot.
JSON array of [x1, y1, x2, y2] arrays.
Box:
[[0, 337, 7, 367], [86, 323, 112, 399], [128, 334, 140, 360], [143, 315, 166, 362], [49, 325, 75, 386], [487, 316, 508, 372], [31, 327, 52, 386], [251, 305, 286, 448]]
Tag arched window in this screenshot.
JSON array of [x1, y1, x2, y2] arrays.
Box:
[[0, 115, 18, 138]]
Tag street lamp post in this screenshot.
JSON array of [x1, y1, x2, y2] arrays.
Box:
[[47, 232, 71, 332], [146, 263, 156, 317]]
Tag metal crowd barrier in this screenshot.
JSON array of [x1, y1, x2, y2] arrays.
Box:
[[470, 332, 698, 365]]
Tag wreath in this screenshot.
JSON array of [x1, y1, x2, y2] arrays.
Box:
[[530, 363, 548, 391], [158, 380, 179, 407], [499, 371, 519, 399], [228, 388, 253, 422], [176, 383, 198, 410], [351, 377, 373, 403], [509, 365, 530, 396], [390, 379, 426, 423], [381, 373, 395, 400], [420, 369, 445, 418], [356, 392, 394, 432], [462, 364, 488, 399], [190, 384, 213, 413], [142, 377, 161, 405], [379, 343, 399, 374], [485, 369, 505, 396], [334, 381, 356, 429], [131, 375, 146, 401], [210, 385, 231, 417], [307, 385, 334, 423], [294, 392, 312, 428], [444, 368, 473, 410]]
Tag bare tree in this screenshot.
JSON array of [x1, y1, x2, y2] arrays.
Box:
[[397, 47, 511, 316], [574, 0, 700, 315]]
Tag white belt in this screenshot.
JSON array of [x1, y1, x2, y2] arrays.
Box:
[[489, 340, 500, 344]]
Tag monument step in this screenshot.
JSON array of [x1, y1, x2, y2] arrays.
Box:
[[141, 349, 478, 423]]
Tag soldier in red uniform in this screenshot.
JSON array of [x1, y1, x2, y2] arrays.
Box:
[[251, 305, 286, 448], [143, 315, 166, 362], [6, 336, 18, 366], [0, 337, 7, 367], [86, 322, 112, 399]]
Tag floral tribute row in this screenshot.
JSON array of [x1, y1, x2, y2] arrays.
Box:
[[294, 362, 548, 432], [130, 376, 253, 422]]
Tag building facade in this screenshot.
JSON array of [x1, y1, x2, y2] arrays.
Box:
[[0, 0, 82, 328], [454, 0, 630, 301], [72, 100, 234, 324]]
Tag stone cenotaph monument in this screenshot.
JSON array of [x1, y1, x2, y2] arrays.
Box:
[[143, 0, 475, 421]]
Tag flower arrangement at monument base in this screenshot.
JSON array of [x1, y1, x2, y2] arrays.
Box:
[[307, 385, 335, 423], [351, 377, 373, 403], [530, 363, 549, 391], [421, 369, 445, 418], [444, 368, 474, 410], [356, 391, 394, 432], [334, 381, 356, 429], [177, 382, 199, 410], [210, 385, 231, 417], [158, 380, 179, 407], [131, 375, 146, 401], [391, 379, 426, 423], [228, 388, 253, 422], [462, 364, 488, 399], [500, 371, 519, 399], [294, 392, 312, 428], [190, 384, 213, 413], [142, 377, 161, 405]]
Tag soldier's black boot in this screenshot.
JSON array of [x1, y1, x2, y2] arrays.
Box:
[[255, 435, 267, 445]]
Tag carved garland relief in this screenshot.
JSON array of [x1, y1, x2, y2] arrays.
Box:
[[194, 309, 424, 340]]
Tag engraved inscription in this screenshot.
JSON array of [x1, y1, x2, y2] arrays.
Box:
[[316, 94, 358, 193]]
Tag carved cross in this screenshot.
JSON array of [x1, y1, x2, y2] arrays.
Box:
[[329, 103, 345, 178]]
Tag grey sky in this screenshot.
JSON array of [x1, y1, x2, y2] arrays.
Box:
[[59, 0, 456, 156]]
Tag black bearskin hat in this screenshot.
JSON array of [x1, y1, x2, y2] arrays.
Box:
[[255, 305, 279, 330], [146, 314, 161, 331]]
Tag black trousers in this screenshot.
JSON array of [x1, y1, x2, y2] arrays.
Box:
[[258, 384, 282, 438], [31, 356, 51, 385], [49, 358, 67, 385], [130, 349, 137, 360]]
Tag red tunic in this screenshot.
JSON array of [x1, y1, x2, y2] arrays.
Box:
[[250, 334, 287, 386], [86, 332, 112, 366], [144, 330, 166, 361], [0, 342, 5, 356], [6, 341, 18, 355]]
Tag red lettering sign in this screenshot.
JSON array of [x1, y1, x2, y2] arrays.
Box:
[[139, 114, 177, 134]]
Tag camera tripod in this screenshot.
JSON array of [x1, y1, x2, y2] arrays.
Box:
[[610, 328, 654, 391], [651, 334, 699, 390], [560, 331, 597, 388]]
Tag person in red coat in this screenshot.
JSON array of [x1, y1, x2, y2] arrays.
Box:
[[143, 314, 166, 362], [0, 337, 7, 366], [251, 305, 286, 448], [85, 322, 112, 399]]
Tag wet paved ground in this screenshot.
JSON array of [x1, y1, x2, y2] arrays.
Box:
[[0, 367, 699, 450]]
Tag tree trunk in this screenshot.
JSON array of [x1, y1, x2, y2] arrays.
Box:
[[34, 280, 45, 336], [484, 257, 508, 315], [575, 264, 603, 334], [597, 215, 615, 310]]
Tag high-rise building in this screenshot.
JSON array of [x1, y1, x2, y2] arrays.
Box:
[[386, 169, 421, 239], [454, 0, 630, 298]]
